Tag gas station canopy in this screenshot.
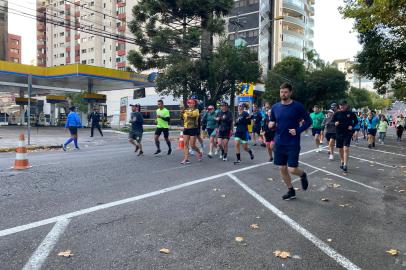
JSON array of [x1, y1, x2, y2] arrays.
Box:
[[0, 60, 155, 94]]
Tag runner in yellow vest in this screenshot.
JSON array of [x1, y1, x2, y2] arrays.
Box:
[[154, 100, 172, 155]]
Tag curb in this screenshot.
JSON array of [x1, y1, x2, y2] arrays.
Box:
[[0, 145, 63, 153]]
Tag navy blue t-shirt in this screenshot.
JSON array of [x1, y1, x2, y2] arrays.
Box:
[[235, 111, 251, 133], [270, 101, 312, 146]]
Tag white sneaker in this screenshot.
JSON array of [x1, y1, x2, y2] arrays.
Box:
[[316, 148, 320, 153], [219, 154, 223, 159], [214, 149, 219, 155], [222, 157, 227, 161], [319, 145, 324, 151], [329, 154, 334, 160]]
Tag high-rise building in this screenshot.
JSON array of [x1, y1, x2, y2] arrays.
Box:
[[227, 0, 315, 78], [0, 0, 7, 61], [37, 0, 137, 70], [7, 33, 21, 63]]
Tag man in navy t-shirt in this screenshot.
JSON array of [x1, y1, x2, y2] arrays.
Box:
[[269, 83, 312, 200]]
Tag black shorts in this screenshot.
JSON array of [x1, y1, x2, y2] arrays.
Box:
[[129, 130, 143, 142], [218, 129, 231, 140], [368, 129, 377, 136], [155, 128, 169, 138], [234, 131, 249, 142], [312, 128, 322, 136], [252, 125, 261, 135], [336, 133, 352, 148], [274, 144, 301, 168], [183, 128, 199, 136], [207, 128, 215, 137], [68, 127, 78, 135], [264, 131, 275, 143], [325, 133, 336, 141]]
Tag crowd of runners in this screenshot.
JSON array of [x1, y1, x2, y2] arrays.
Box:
[[62, 83, 405, 200]]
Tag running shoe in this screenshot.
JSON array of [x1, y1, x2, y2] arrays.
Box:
[[343, 165, 348, 173], [340, 162, 344, 170], [282, 189, 296, 200], [137, 151, 144, 157], [372, 142, 375, 147], [135, 145, 139, 153], [368, 144, 372, 149], [234, 160, 241, 165], [269, 157, 274, 162], [62, 144, 67, 152], [208, 151, 213, 159], [261, 143, 266, 147], [167, 148, 172, 155], [300, 172, 309, 190], [329, 154, 334, 161], [253, 143, 257, 146], [74, 147, 80, 151], [319, 145, 324, 151], [222, 157, 228, 161], [180, 159, 191, 164], [154, 149, 161, 155], [249, 152, 254, 160], [197, 152, 203, 161], [219, 154, 223, 159], [214, 149, 219, 155]]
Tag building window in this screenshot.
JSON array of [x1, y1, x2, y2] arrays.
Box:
[[59, 32, 65, 37], [81, 49, 87, 53], [10, 48, 19, 54], [82, 60, 87, 64], [11, 39, 20, 46]]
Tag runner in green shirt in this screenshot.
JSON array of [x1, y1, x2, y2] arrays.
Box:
[[154, 100, 172, 155], [309, 105, 325, 152]]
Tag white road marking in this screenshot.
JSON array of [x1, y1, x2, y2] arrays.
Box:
[[352, 145, 406, 157], [0, 147, 323, 238], [21, 218, 70, 270], [228, 173, 362, 270], [299, 161, 383, 192], [349, 155, 395, 168], [292, 170, 319, 183]]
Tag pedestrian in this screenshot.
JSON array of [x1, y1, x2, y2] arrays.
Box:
[[62, 106, 82, 151], [269, 83, 312, 200], [251, 104, 264, 146], [203, 105, 218, 158], [216, 101, 233, 161], [366, 110, 379, 148], [321, 109, 336, 160], [361, 113, 368, 139], [352, 111, 361, 143], [128, 104, 144, 156], [310, 105, 325, 152], [181, 99, 202, 164], [332, 100, 358, 172], [262, 108, 275, 162], [154, 100, 172, 155], [88, 107, 103, 137], [377, 115, 389, 144], [234, 103, 254, 164], [396, 114, 405, 142]]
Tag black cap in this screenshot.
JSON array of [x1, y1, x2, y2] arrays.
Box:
[[221, 101, 229, 106], [69, 106, 76, 111], [339, 100, 348, 105]]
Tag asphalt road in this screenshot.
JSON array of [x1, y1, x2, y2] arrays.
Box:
[[0, 129, 405, 270]]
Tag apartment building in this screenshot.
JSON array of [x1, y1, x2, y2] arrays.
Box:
[[7, 33, 21, 63], [36, 0, 137, 70], [227, 0, 315, 77], [332, 58, 375, 91], [0, 0, 7, 61]]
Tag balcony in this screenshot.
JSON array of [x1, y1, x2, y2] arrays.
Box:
[[117, 61, 126, 68], [66, 47, 71, 52], [117, 2, 126, 8], [75, 44, 80, 50], [75, 11, 80, 17], [66, 57, 71, 64], [282, 41, 303, 51], [283, 29, 305, 38], [118, 25, 126, 32], [117, 13, 126, 21], [37, 34, 45, 40], [37, 6, 46, 13], [75, 56, 80, 62], [37, 24, 45, 31], [75, 34, 80, 40], [283, 0, 305, 15], [65, 4, 70, 10], [66, 36, 71, 42], [117, 49, 126, 56], [283, 16, 305, 29], [37, 44, 46, 49]]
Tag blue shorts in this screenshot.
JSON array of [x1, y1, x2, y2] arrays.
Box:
[[68, 127, 78, 135], [274, 144, 301, 168], [312, 128, 322, 136]]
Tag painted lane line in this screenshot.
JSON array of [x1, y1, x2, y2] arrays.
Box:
[[299, 161, 383, 193], [228, 174, 361, 270], [352, 145, 406, 157], [22, 218, 70, 270], [292, 170, 319, 183], [0, 147, 322, 238], [349, 155, 395, 168]]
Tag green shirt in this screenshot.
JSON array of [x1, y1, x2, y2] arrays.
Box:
[[310, 111, 325, 129], [156, 108, 170, 128], [377, 121, 388, 132]]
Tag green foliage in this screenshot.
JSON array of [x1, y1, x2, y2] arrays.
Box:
[[340, 0, 406, 92], [392, 78, 406, 101], [65, 92, 88, 113], [348, 87, 372, 109], [304, 49, 326, 71]]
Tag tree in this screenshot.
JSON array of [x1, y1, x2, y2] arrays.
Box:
[[304, 49, 326, 71], [264, 57, 308, 106], [340, 0, 406, 92], [348, 87, 372, 109], [392, 78, 406, 101]]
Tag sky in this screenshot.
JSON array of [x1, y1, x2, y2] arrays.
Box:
[[7, 0, 362, 65]]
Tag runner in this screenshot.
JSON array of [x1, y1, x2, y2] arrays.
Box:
[[216, 102, 233, 161], [128, 104, 144, 156], [62, 106, 82, 151], [361, 113, 368, 140], [88, 107, 103, 137], [203, 105, 218, 158], [181, 99, 202, 164], [332, 100, 358, 172], [251, 104, 264, 146], [310, 105, 325, 152], [321, 109, 336, 160], [352, 112, 361, 143], [234, 103, 254, 164], [269, 83, 312, 200], [262, 108, 275, 162], [377, 115, 389, 145], [366, 110, 379, 149], [396, 114, 405, 142], [154, 100, 172, 155]]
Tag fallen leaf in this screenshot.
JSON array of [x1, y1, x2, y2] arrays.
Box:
[[327, 239, 332, 242], [339, 203, 351, 208], [160, 248, 170, 254], [250, 224, 259, 229], [328, 183, 341, 188], [267, 178, 274, 181], [273, 250, 291, 259], [386, 249, 399, 256], [58, 250, 73, 257], [256, 216, 261, 219], [235, 236, 244, 242], [399, 190, 405, 193], [213, 188, 220, 191], [221, 194, 226, 198], [321, 198, 329, 202]]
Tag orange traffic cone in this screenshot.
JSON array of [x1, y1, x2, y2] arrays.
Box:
[[12, 133, 31, 170], [178, 132, 185, 150]]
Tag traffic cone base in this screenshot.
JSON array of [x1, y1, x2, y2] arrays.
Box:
[[178, 132, 185, 150]]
